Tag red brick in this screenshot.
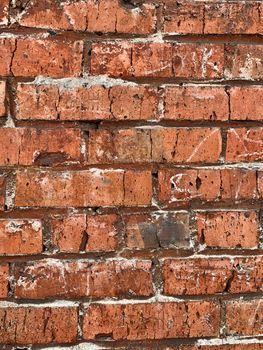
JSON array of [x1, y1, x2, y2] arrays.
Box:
[[172, 44, 224, 79], [226, 299, 263, 336], [158, 168, 257, 205], [16, 83, 158, 121], [225, 45, 263, 80], [12, 39, 83, 78], [124, 170, 152, 206], [0, 219, 42, 255], [226, 128, 263, 162], [152, 128, 222, 163], [86, 214, 118, 252], [204, 3, 263, 34], [15, 83, 60, 120], [83, 301, 220, 340], [14, 259, 153, 299], [164, 85, 229, 121], [0, 265, 8, 298], [0, 128, 81, 166], [88, 128, 221, 164], [0, 81, 6, 117], [15, 169, 152, 207], [163, 256, 263, 296], [230, 87, 263, 120], [17, 0, 156, 34], [256, 171, 263, 198], [0, 38, 16, 76], [163, 2, 204, 34], [0, 176, 5, 210], [51, 214, 118, 253], [0, 304, 78, 344], [0, 0, 8, 24], [109, 86, 158, 121], [124, 211, 190, 249], [197, 211, 259, 249], [91, 42, 224, 79]]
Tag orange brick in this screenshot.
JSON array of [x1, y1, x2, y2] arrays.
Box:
[[164, 86, 229, 121], [51, 214, 118, 253], [0, 304, 78, 344], [163, 256, 263, 295], [0, 265, 8, 298], [15, 169, 152, 207], [14, 259, 153, 299], [0, 128, 81, 166], [16, 83, 158, 121], [230, 87, 263, 120], [17, 0, 156, 34], [0, 219, 43, 255], [83, 301, 220, 340], [158, 168, 258, 205], [226, 128, 263, 162], [225, 45, 263, 80], [226, 299, 263, 336], [197, 211, 259, 248], [12, 39, 83, 78]]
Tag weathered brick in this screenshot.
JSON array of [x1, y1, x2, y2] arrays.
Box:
[[0, 264, 8, 298], [0, 81, 6, 117], [164, 85, 229, 121], [0, 219, 42, 255], [83, 301, 220, 340], [0, 0, 8, 24], [91, 42, 224, 79], [152, 128, 222, 163], [51, 214, 118, 253], [0, 38, 16, 76], [86, 214, 119, 252], [17, 0, 156, 34], [163, 2, 203, 34], [230, 86, 263, 120], [14, 259, 153, 299], [197, 211, 258, 248], [15, 169, 152, 207], [0, 304, 78, 344], [158, 168, 257, 205], [226, 299, 263, 336], [88, 128, 221, 164], [204, 3, 263, 34], [12, 39, 83, 78], [163, 256, 263, 295], [0, 128, 81, 166], [124, 211, 190, 249], [0, 175, 5, 210], [226, 128, 263, 162], [172, 44, 224, 79], [16, 83, 158, 121], [225, 45, 263, 80]]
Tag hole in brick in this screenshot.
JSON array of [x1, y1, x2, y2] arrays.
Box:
[[200, 229, 205, 244], [195, 176, 202, 190]]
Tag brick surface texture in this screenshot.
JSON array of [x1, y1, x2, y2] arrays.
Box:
[[0, 0, 262, 349]]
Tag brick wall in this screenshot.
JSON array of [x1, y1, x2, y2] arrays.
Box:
[[0, 0, 262, 349]]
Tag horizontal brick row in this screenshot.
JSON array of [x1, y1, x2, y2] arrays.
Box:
[[0, 299, 262, 344], [13, 83, 263, 121], [0, 210, 260, 257], [91, 42, 263, 80], [1, 168, 263, 209], [1, 256, 261, 299], [6, 1, 263, 35], [0, 39, 262, 79], [1, 127, 263, 165], [1, 168, 263, 210]]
